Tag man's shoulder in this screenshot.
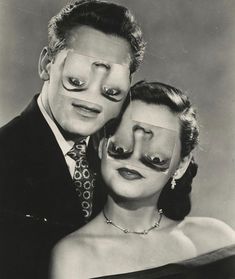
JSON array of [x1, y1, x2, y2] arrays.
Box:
[[0, 115, 26, 157], [0, 95, 51, 148], [0, 97, 38, 140], [0, 116, 22, 136], [0, 97, 50, 164]]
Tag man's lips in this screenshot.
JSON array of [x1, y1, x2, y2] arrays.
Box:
[[117, 167, 144, 180], [72, 101, 102, 118]]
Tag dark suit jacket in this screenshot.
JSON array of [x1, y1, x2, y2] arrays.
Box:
[[0, 95, 106, 279]]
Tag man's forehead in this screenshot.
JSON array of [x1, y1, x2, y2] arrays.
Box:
[[67, 25, 132, 66]]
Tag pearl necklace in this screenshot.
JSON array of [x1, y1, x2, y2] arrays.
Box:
[[103, 209, 163, 235]]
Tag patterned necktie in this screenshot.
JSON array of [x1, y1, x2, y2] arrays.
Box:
[[67, 141, 95, 220]]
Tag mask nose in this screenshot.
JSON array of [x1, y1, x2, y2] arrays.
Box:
[[84, 65, 109, 100], [131, 124, 153, 159], [131, 129, 145, 159]]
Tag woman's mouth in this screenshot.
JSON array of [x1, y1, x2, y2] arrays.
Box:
[[117, 167, 144, 180]]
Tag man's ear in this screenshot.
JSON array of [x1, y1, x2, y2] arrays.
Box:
[[38, 47, 52, 81], [174, 153, 192, 180]]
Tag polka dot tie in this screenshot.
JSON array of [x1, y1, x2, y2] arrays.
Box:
[[67, 142, 95, 220]]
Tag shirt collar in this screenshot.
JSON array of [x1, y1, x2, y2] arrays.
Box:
[[37, 94, 73, 156]]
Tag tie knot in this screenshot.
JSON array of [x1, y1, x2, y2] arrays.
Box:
[[67, 141, 87, 161]]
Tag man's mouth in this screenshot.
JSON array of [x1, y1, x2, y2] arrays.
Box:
[[117, 167, 144, 180], [72, 102, 102, 118]]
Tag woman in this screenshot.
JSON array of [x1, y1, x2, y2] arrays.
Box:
[[50, 81, 235, 279]]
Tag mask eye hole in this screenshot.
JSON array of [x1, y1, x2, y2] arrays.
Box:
[[68, 77, 85, 87], [102, 86, 125, 102], [140, 154, 170, 172], [107, 140, 132, 159], [62, 76, 86, 91], [103, 87, 120, 96], [147, 156, 165, 165]]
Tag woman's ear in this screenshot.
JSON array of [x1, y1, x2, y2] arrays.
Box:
[[174, 153, 192, 180], [38, 47, 52, 81]]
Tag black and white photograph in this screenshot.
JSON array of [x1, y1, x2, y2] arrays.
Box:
[[0, 0, 235, 278]]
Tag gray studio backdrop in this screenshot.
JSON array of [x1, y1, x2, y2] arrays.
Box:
[[0, 0, 234, 228]]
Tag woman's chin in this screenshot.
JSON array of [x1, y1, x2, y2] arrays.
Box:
[[108, 187, 147, 203]]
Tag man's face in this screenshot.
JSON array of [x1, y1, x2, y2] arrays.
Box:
[[44, 25, 132, 137]]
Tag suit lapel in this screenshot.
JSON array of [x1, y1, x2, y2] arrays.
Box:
[[20, 96, 84, 227]]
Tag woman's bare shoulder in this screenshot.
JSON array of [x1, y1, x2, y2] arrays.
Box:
[[176, 216, 235, 255], [50, 233, 84, 278], [52, 231, 83, 255], [50, 228, 97, 279]]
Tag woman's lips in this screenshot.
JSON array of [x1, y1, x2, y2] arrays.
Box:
[[117, 167, 144, 180], [72, 102, 102, 118]]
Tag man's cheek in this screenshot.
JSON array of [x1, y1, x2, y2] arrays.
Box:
[[105, 102, 124, 119]]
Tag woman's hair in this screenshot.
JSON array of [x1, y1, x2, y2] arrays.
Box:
[[48, 0, 146, 74], [105, 80, 199, 220]]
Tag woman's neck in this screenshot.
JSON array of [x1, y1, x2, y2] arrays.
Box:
[[103, 195, 163, 233]]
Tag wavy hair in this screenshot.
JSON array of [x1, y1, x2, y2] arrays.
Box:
[[47, 0, 146, 74]]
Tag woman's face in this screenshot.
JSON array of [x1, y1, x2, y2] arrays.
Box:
[[101, 100, 183, 201]]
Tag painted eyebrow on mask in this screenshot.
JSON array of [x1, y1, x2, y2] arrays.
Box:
[[93, 61, 111, 70]]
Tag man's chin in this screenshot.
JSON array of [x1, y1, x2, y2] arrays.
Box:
[[66, 126, 102, 138]]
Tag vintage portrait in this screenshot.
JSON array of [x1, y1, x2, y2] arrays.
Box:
[[0, 0, 234, 278]]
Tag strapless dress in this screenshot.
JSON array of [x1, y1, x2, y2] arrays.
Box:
[[92, 244, 235, 279]]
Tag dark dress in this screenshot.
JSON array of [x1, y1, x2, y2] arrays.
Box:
[[0, 95, 106, 279], [92, 245, 235, 279]]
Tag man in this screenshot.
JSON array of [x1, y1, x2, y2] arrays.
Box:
[[0, 1, 145, 278]]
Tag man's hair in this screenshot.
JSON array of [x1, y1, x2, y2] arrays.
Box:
[[48, 0, 146, 74]]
